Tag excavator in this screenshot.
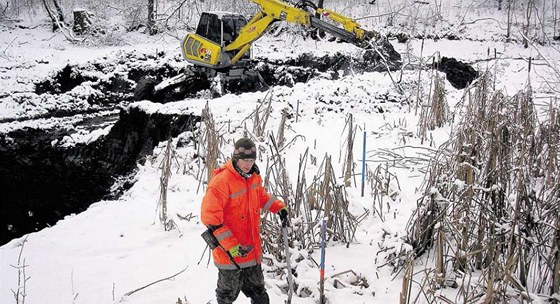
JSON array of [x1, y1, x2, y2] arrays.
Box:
[[133, 0, 401, 101]]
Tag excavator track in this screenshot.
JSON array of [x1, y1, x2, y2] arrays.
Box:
[[133, 64, 267, 102]]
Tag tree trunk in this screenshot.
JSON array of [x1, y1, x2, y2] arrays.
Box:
[[506, 0, 514, 40], [52, 0, 64, 23], [554, 0, 558, 39], [524, 0, 533, 48], [540, 0, 547, 44], [42, 0, 62, 31], [147, 0, 156, 35], [315, 0, 325, 39]]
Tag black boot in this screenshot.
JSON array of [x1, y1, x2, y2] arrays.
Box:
[[250, 292, 270, 304]]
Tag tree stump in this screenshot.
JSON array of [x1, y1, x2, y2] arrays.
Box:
[[73, 9, 91, 35]]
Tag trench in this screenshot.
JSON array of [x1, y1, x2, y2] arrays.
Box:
[[0, 107, 200, 245], [28, 45, 404, 105]]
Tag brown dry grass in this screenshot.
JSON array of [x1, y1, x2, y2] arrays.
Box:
[[405, 72, 560, 302]]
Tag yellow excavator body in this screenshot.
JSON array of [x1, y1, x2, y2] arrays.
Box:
[[182, 0, 379, 70], [182, 34, 223, 68]]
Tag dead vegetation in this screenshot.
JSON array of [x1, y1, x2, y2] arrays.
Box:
[[417, 71, 448, 144], [261, 138, 369, 261], [192, 96, 370, 298], [157, 136, 176, 231], [403, 72, 560, 302]]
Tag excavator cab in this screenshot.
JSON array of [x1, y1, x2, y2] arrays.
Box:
[[195, 12, 247, 45], [183, 12, 249, 69]]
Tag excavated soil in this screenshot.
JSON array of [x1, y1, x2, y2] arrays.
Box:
[[24, 46, 404, 107]]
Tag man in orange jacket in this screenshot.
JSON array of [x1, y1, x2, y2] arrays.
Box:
[[201, 137, 288, 304]]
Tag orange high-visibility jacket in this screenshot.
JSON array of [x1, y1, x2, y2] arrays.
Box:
[[201, 159, 285, 270]]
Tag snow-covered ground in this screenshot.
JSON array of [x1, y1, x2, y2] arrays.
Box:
[[1, 1, 559, 303]]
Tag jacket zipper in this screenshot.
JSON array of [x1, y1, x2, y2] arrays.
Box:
[[245, 177, 259, 264]]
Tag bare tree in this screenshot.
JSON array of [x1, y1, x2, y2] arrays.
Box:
[[542, 0, 547, 43], [147, 0, 157, 35], [554, 0, 559, 38], [42, 0, 65, 31], [524, 0, 535, 48], [506, 0, 515, 40]]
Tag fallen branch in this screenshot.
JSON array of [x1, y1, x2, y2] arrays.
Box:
[[2, 36, 17, 54], [372, 47, 404, 95], [118, 265, 189, 301]]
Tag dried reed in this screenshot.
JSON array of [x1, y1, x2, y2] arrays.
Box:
[[404, 72, 560, 302], [157, 136, 176, 231], [201, 103, 220, 185]]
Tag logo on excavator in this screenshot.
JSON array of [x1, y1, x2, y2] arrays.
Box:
[[200, 48, 212, 61], [247, 26, 257, 33]]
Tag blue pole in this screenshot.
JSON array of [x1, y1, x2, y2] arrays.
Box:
[[296, 100, 300, 123], [319, 218, 326, 304], [361, 131, 366, 197]]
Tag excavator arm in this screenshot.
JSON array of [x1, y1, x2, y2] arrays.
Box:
[[182, 0, 379, 69]]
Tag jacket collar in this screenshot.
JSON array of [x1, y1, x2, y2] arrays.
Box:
[[225, 159, 253, 181]]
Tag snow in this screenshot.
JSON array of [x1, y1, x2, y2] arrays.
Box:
[[53, 124, 113, 147], [1, 1, 559, 304]]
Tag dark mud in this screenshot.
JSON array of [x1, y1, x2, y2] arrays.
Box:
[[435, 57, 479, 89], [0, 107, 200, 245], [26, 47, 403, 105]]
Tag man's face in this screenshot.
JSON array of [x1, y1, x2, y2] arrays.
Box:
[[237, 158, 255, 174]]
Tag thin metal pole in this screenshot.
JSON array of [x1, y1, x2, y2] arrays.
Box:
[[361, 131, 366, 197], [319, 218, 327, 304], [296, 100, 300, 123]]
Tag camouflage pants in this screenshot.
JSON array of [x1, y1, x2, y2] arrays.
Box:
[[216, 264, 270, 304]]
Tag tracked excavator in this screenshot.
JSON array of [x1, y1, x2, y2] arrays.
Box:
[[133, 0, 400, 101]]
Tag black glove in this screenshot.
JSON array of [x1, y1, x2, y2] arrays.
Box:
[[229, 244, 253, 258], [279, 207, 289, 227], [238, 245, 253, 257]]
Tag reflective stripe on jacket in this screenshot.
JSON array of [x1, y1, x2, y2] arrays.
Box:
[[201, 159, 285, 269]]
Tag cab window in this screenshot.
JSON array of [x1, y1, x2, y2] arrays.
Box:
[[196, 13, 221, 44], [222, 15, 248, 44]]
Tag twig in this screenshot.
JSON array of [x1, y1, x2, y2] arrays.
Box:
[[10, 236, 29, 304], [460, 18, 507, 30], [2, 36, 17, 53], [118, 265, 189, 301]]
